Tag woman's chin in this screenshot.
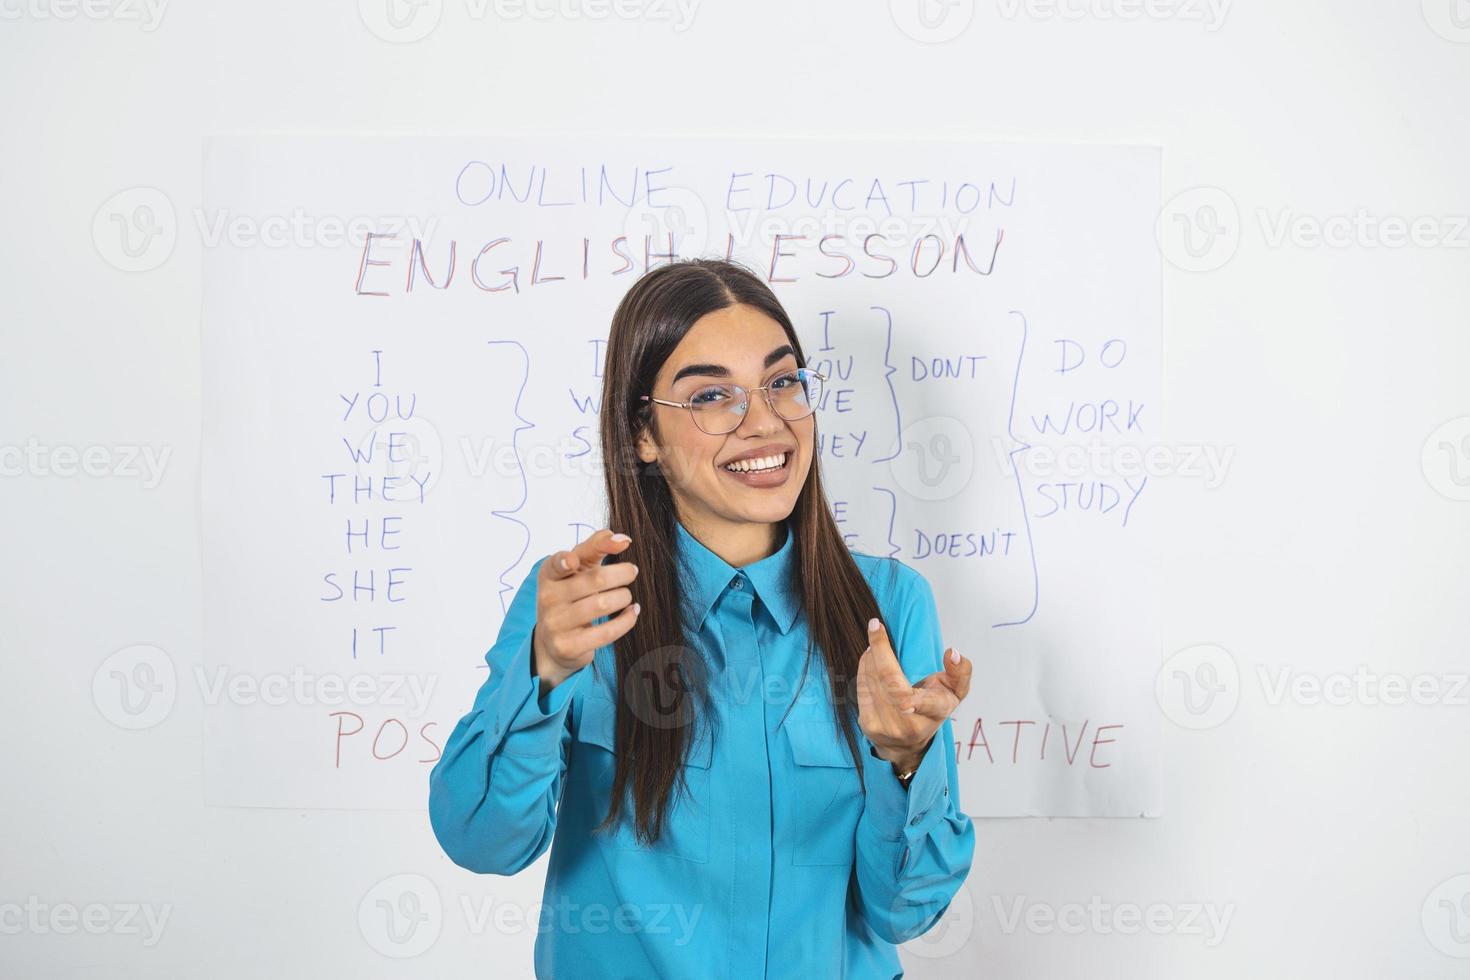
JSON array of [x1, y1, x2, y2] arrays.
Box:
[[733, 495, 799, 524]]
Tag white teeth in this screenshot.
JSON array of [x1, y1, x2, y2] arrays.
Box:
[[724, 452, 787, 473]]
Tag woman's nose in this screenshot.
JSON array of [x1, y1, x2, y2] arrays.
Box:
[[736, 388, 783, 435]]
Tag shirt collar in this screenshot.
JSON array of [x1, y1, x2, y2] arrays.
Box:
[[674, 519, 800, 635]]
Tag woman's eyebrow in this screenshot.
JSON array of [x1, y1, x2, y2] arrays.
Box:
[[670, 344, 795, 385]]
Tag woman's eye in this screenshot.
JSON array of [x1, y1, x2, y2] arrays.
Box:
[[691, 386, 732, 405], [770, 373, 798, 389]]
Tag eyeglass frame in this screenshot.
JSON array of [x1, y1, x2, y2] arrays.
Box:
[[639, 367, 827, 434]]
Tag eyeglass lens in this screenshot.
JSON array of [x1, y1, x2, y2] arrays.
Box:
[[687, 369, 823, 434]]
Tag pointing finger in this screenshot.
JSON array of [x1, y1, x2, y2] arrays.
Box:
[[550, 528, 632, 579], [863, 618, 920, 710], [864, 618, 899, 665]]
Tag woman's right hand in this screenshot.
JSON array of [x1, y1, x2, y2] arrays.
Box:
[[532, 528, 641, 689]]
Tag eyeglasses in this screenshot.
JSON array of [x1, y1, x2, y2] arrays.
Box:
[[640, 367, 826, 436]]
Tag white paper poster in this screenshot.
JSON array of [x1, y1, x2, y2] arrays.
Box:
[[201, 133, 1162, 816]]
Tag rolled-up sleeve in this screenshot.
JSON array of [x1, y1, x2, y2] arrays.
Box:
[[428, 555, 590, 875], [854, 566, 977, 945]]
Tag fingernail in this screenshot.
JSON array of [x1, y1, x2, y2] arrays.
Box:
[[630, 602, 641, 615], [868, 618, 880, 633], [611, 533, 631, 543], [558, 557, 569, 570], [904, 705, 916, 714], [949, 649, 960, 665]]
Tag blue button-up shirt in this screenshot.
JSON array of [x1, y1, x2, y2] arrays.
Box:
[[429, 519, 976, 978]]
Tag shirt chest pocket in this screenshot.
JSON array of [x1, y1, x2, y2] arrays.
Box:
[[574, 695, 713, 864], [784, 719, 863, 867]]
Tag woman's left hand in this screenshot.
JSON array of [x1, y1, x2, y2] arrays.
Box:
[[855, 617, 971, 773]]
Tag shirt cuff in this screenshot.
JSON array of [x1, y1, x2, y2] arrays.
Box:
[[859, 733, 949, 843], [481, 626, 588, 758]]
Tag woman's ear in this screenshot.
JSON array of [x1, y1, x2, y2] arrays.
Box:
[[636, 424, 659, 464]]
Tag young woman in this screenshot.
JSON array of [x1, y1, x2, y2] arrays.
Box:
[[429, 258, 976, 978]]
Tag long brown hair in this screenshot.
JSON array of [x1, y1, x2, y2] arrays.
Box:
[[596, 257, 889, 847]]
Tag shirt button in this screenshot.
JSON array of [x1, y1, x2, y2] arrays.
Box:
[[731, 577, 743, 590]]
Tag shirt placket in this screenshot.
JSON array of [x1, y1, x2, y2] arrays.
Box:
[[717, 571, 773, 979]]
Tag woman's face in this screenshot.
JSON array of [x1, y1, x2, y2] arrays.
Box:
[[637, 303, 815, 542]]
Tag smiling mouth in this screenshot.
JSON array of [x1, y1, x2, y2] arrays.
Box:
[[721, 451, 790, 474]]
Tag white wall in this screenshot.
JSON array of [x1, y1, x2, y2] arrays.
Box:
[[3, 1, 1469, 977]]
